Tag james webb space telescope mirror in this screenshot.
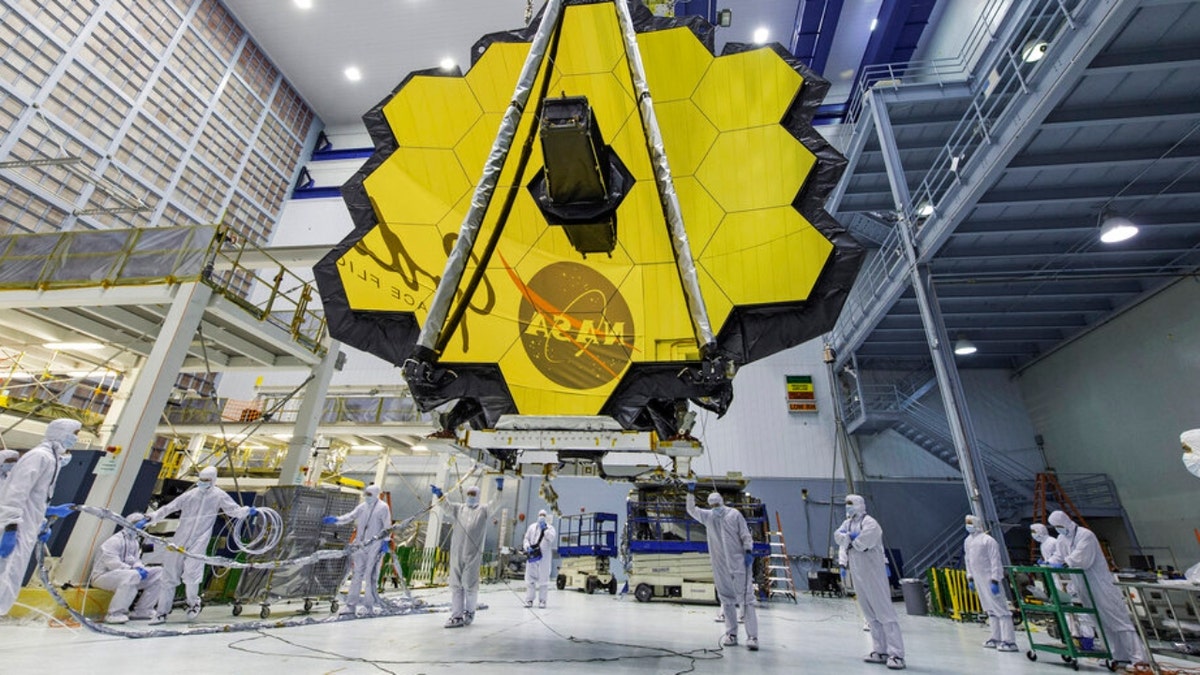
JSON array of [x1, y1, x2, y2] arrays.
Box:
[[314, 0, 863, 438], [529, 95, 633, 257]]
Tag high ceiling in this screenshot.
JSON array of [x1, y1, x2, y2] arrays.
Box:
[[832, 0, 1200, 371], [223, 0, 936, 129]]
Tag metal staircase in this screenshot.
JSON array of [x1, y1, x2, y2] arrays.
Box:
[[840, 370, 1128, 573]]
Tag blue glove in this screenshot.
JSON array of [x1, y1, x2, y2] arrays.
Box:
[[322, 515, 337, 525], [45, 503, 75, 519], [990, 580, 1001, 596], [379, 539, 390, 553], [539, 520, 547, 531], [137, 568, 148, 581], [0, 529, 16, 558], [1036, 559, 1046, 566], [849, 531, 859, 541], [1050, 562, 1065, 569], [38, 523, 52, 542], [494, 477, 504, 491], [430, 485, 443, 498], [840, 568, 847, 579], [744, 552, 754, 568], [248, 506, 259, 518], [686, 481, 696, 493], [134, 518, 149, 530], [968, 580, 976, 592]]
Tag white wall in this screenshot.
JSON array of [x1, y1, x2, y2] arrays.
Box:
[[695, 338, 840, 479], [910, 0, 1013, 71], [1019, 278, 1200, 567]]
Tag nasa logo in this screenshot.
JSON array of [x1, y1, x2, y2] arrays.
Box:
[[517, 262, 635, 389]]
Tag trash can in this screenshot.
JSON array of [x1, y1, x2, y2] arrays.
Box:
[[900, 578, 927, 616]]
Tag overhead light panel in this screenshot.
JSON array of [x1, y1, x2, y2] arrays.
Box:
[[1099, 212, 1138, 243], [953, 337, 977, 356], [351, 443, 383, 451], [294, 0, 313, 8], [439, 57, 455, 71], [869, 18, 878, 31], [44, 341, 104, 351], [752, 27, 769, 45], [344, 66, 362, 82], [717, 9, 732, 27], [916, 201, 934, 218]]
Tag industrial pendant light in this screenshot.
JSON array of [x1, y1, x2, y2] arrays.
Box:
[[953, 337, 977, 356], [1099, 210, 1138, 243]]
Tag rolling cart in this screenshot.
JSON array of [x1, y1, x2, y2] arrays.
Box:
[[232, 485, 358, 618], [1007, 564, 1119, 671]]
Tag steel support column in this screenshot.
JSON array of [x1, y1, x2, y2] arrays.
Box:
[[58, 281, 214, 583], [868, 92, 1006, 558], [277, 340, 343, 486]]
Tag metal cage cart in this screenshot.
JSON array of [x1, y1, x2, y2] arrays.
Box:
[[1007, 565, 1119, 671], [556, 512, 619, 594], [232, 485, 359, 618], [1120, 579, 1200, 673]]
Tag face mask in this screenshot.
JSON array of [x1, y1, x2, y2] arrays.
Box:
[[466, 495, 479, 507], [845, 505, 856, 518], [1032, 532, 1045, 543], [61, 434, 78, 451], [58, 453, 73, 468], [198, 480, 213, 490], [1055, 526, 1069, 536], [537, 515, 546, 524], [1184, 452, 1200, 479], [965, 523, 978, 534]]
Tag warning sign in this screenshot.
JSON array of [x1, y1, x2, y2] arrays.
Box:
[[786, 375, 816, 413]]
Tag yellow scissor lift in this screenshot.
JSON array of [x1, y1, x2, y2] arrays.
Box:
[[1007, 565, 1119, 672]]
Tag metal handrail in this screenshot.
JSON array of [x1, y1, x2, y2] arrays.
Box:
[[842, 0, 1014, 126], [164, 393, 434, 427], [906, 514, 968, 575], [0, 224, 329, 356], [829, 0, 1090, 360]]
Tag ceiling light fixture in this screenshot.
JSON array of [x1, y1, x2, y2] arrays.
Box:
[[344, 66, 362, 82], [953, 337, 978, 356], [351, 443, 383, 451], [293, 0, 313, 9], [1021, 40, 1048, 63], [916, 201, 934, 218], [439, 57, 455, 71], [43, 341, 104, 351], [717, 9, 732, 27], [869, 18, 878, 31], [752, 27, 769, 45], [1099, 211, 1138, 243]]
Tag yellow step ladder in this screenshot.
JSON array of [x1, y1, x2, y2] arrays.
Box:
[[766, 511, 798, 603]]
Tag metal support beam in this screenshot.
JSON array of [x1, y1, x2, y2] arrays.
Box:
[[277, 340, 343, 486], [869, 93, 1006, 557], [58, 281, 214, 583]]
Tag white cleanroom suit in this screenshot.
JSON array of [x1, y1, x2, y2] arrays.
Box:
[[836, 494, 905, 669], [327, 485, 392, 614], [522, 510, 556, 608], [687, 490, 759, 650], [1049, 510, 1146, 664], [0, 419, 81, 615], [964, 514, 1016, 651]]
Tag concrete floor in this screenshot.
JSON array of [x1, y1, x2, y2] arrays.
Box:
[[0, 582, 1173, 674]]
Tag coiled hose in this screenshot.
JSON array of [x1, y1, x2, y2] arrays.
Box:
[[231, 507, 283, 556]]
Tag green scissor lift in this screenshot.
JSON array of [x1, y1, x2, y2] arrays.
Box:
[[1006, 565, 1119, 672]]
